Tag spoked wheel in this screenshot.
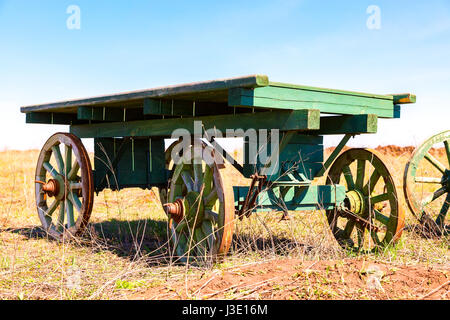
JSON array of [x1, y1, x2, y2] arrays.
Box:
[[162, 140, 235, 262], [35, 133, 94, 240], [326, 149, 404, 252], [404, 130, 450, 236]]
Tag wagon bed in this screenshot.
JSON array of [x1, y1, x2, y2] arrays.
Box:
[[21, 74, 415, 126]]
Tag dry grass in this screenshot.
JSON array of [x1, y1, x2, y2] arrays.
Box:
[[0, 148, 448, 300]]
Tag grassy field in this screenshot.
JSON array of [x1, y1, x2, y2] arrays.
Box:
[[0, 148, 448, 300]]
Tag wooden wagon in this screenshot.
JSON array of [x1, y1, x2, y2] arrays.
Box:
[[21, 75, 416, 258]]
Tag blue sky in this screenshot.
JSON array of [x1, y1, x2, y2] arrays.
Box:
[[0, 0, 449, 150]]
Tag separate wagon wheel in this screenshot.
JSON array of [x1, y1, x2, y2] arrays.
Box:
[[161, 139, 235, 262], [35, 133, 94, 240], [326, 149, 404, 252], [404, 130, 450, 236]]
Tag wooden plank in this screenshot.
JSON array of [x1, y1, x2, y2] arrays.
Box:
[[231, 87, 393, 107], [70, 109, 321, 139], [234, 185, 346, 211], [21, 75, 269, 113], [392, 93, 416, 104], [314, 114, 378, 135], [269, 81, 394, 100], [229, 87, 396, 118], [26, 112, 79, 125]]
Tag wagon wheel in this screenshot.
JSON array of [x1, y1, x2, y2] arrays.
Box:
[[326, 149, 404, 252], [162, 140, 235, 262], [35, 133, 94, 240], [404, 130, 450, 236]]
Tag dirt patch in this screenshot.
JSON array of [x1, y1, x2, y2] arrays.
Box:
[[129, 258, 449, 300]]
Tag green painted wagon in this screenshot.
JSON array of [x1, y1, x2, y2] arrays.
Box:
[[21, 75, 416, 258]]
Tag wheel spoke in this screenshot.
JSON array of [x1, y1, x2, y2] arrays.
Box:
[[355, 160, 366, 190], [46, 200, 60, 217], [175, 231, 188, 257], [370, 229, 381, 244], [181, 171, 194, 193], [194, 228, 208, 256], [415, 177, 442, 184], [204, 210, 219, 222], [52, 145, 65, 174], [65, 145, 72, 177], [202, 220, 215, 251], [204, 189, 218, 207], [343, 219, 356, 238], [68, 161, 80, 180], [436, 193, 450, 227], [70, 182, 82, 190], [43, 162, 59, 178], [371, 193, 390, 204], [342, 165, 355, 190], [69, 193, 83, 212], [203, 165, 213, 196], [57, 201, 65, 231], [444, 140, 450, 167], [193, 164, 203, 193], [66, 200, 75, 228], [422, 187, 447, 207], [363, 170, 381, 195], [175, 220, 187, 233], [424, 152, 446, 174], [373, 209, 389, 226], [356, 226, 364, 249]]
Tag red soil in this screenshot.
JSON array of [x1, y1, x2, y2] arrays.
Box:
[[130, 258, 449, 300]]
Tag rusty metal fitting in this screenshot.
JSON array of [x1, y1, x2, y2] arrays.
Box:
[[163, 198, 184, 223], [36, 179, 60, 198]]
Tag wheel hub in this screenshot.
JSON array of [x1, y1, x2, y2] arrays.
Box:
[[165, 192, 205, 228], [42, 179, 59, 198], [344, 190, 365, 215], [39, 176, 66, 200], [164, 198, 184, 223]]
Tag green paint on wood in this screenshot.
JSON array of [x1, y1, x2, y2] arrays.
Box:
[[313, 114, 378, 135], [21, 75, 269, 113], [234, 184, 346, 212], [392, 93, 416, 104], [26, 112, 79, 125], [70, 109, 320, 139], [143, 99, 234, 117], [93, 137, 166, 192], [78, 106, 125, 122], [229, 86, 397, 118]]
